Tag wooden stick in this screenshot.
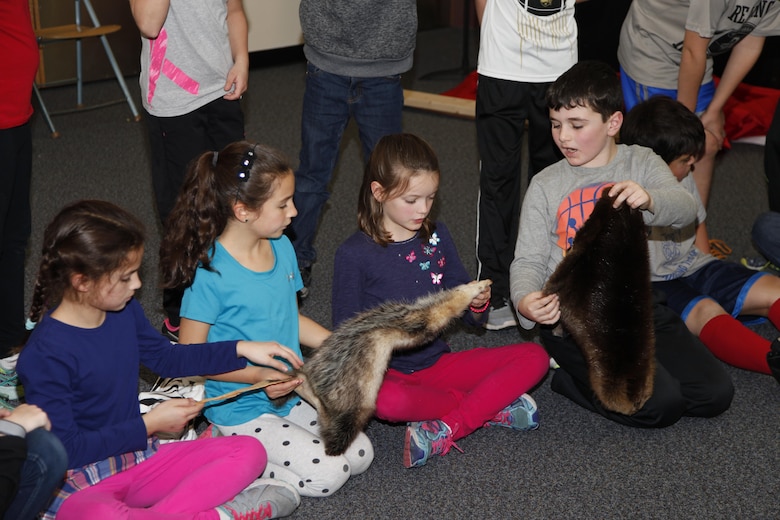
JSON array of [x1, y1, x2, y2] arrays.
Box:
[[200, 377, 295, 403], [403, 89, 476, 119]]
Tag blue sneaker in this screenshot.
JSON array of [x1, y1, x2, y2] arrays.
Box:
[[485, 394, 539, 431], [403, 420, 461, 468], [0, 355, 22, 401]]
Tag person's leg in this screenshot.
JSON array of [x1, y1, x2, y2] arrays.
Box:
[[752, 211, 780, 266], [287, 64, 351, 273], [351, 74, 404, 163], [4, 427, 67, 520], [57, 436, 267, 519], [376, 344, 548, 438], [0, 123, 32, 357], [526, 81, 562, 180], [216, 409, 360, 497], [203, 97, 245, 151], [764, 102, 780, 212], [475, 76, 528, 314]]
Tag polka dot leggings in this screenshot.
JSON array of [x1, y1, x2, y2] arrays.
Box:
[[214, 400, 374, 497]]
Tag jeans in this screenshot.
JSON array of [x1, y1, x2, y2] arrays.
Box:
[[5, 428, 68, 520], [288, 63, 404, 269], [752, 211, 780, 267]]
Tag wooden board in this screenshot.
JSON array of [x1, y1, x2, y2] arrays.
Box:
[[403, 89, 475, 119]]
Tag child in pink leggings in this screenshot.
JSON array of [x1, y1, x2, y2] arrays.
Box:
[[332, 134, 549, 468]]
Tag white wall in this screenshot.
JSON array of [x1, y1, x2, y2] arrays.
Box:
[[245, 0, 304, 52]]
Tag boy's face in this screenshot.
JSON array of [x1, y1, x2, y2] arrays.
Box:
[[668, 154, 696, 182], [549, 105, 622, 168]]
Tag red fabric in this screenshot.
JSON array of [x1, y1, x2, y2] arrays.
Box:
[[699, 314, 770, 374], [0, 0, 39, 129], [442, 70, 780, 142]]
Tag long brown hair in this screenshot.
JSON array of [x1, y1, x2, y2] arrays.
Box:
[[358, 133, 439, 246], [159, 141, 292, 289], [28, 200, 145, 324]]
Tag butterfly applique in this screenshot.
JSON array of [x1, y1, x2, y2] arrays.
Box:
[[438, 257, 446, 268], [423, 245, 436, 256], [430, 272, 442, 285], [406, 250, 416, 263], [419, 261, 430, 271], [429, 232, 440, 246]]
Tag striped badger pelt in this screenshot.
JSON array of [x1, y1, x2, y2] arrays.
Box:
[[291, 279, 491, 456], [543, 191, 655, 416]]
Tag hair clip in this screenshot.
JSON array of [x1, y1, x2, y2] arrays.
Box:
[[237, 146, 257, 182]]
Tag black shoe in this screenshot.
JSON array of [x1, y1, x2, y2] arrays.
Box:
[[298, 266, 312, 300], [768, 338, 780, 385], [161, 318, 180, 342]]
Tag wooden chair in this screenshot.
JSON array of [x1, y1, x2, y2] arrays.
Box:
[[30, 0, 140, 138]]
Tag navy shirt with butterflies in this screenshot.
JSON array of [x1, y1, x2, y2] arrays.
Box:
[[332, 222, 483, 374]]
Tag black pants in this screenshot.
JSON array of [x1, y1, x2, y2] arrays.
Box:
[[765, 101, 780, 213], [145, 97, 244, 325], [475, 75, 560, 302], [541, 291, 734, 428], [0, 123, 32, 356]]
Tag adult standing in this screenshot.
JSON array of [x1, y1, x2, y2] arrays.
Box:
[[130, 0, 249, 340], [474, 0, 578, 329], [288, 0, 418, 297], [0, 0, 39, 399]]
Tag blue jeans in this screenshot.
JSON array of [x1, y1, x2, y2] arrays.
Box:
[[752, 211, 780, 267], [5, 427, 68, 520], [288, 63, 404, 269]]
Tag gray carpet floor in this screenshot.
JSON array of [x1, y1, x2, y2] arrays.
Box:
[[27, 28, 778, 519]]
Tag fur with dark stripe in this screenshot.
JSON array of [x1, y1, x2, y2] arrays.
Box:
[[543, 191, 655, 415], [292, 279, 491, 455]]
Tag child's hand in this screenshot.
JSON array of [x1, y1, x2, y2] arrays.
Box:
[[143, 398, 203, 436], [2, 404, 51, 432], [237, 341, 304, 373], [517, 291, 560, 325], [223, 62, 249, 100], [262, 373, 304, 400], [470, 282, 491, 310], [608, 181, 653, 212]]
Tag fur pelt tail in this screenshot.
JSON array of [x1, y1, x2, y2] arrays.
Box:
[[543, 191, 655, 415], [293, 279, 491, 456]]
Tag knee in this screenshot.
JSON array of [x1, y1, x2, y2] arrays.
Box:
[[26, 428, 68, 480], [694, 373, 735, 418], [688, 299, 726, 333], [344, 432, 374, 476], [221, 435, 268, 471]]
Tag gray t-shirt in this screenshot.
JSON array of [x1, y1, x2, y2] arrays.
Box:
[[618, 0, 780, 89], [647, 174, 713, 281], [299, 0, 417, 77], [139, 0, 235, 117], [509, 144, 698, 329]]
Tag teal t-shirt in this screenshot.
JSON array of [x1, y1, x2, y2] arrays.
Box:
[[181, 236, 303, 426]]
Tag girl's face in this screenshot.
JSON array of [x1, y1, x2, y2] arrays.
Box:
[[549, 105, 622, 168], [375, 170, 439, 242], [250, 171, 297, 238], [90, 247, 143, 312]]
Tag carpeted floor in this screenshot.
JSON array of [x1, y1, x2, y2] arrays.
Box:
[[25, 27, 779, 520]]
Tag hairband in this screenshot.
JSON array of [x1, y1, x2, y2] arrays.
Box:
[[237, 145, 257, 182]]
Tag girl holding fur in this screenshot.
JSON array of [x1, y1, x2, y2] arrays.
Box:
[[17, 200, 302, 519], [332, 133, 549, 469], [160, 141, 373, 498]]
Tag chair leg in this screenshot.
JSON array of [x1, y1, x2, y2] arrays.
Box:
[[32, 84, 60, 139]]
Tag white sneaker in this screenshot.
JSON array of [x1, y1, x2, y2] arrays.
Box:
[[484, 302, 518, 331], [217, 478, 301, 519]]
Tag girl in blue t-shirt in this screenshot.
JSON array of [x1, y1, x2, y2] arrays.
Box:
[[160, 141, 373, 497], [332, 133, 550, 469]]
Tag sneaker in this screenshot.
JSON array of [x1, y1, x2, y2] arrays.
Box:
[[218, 478, 300, 519], [0, 354, 22, 401], [485, 301, 518, 331], [709, 239, 732, 260], [297, 266, 312, 300], [485, 394, 539, 431], [0, 394, 14, 411], [403, 420, 462, 468], [768, 338, 780, 386], [741, 255, 780, 272], [161, 318, 179, 342]]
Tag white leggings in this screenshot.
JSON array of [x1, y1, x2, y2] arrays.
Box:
[[215, 400, 374, 497]]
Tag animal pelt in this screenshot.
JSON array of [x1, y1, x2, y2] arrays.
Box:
[[291, 279, 491, 456], [543, 191, 655, 415]]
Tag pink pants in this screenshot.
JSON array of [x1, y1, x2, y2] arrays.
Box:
[[57, 436, 266, 520], [375, 343, 549, 439]]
